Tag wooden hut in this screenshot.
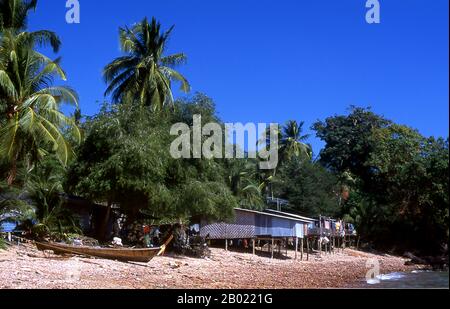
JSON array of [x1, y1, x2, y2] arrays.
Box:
[[200, 208, 315, 260]]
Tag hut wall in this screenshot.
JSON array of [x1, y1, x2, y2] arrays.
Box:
[[200, 210, 256, 240], [255, 216, 305, 238], [200, 209, 307, 240]]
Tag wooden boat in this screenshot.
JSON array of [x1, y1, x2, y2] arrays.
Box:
[[35, 235, 173, 263]]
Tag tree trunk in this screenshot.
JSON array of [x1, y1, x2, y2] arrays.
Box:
[[97, 202, 112, 241], [7, 158, 17, 186]]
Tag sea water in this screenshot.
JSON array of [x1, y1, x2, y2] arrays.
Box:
[[365, 271, 449, 289]]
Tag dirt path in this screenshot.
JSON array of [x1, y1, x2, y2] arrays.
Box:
[[0, 243, 420, 289]]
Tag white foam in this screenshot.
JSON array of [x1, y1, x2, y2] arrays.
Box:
[[377, 272, 406, 281]]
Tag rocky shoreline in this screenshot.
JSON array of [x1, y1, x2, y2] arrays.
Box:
[[0, 243, 426, 289]]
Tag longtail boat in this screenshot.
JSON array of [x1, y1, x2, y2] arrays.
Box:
[[35, 235, 173, 263]]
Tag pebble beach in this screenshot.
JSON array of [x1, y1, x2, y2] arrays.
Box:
[[0, 243, 421, 289]]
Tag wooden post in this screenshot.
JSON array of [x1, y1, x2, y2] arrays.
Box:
[[271, 238, 274, 259], [225, 239, 228, 251], [319, 238, 322, 256], [286, 238, 288, 256], [357, 236, 360, 250], [295, 237, 298, 260], [252, 239, 256, 256], [306, 238, 310, 261], [300, 238, 304, 261]]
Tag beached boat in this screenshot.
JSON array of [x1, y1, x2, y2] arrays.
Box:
[[35, 235, 173, 263]]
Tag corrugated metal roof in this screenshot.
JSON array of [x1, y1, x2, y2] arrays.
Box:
[[235, 208, 314, 223], [264, 209, 316, 223]]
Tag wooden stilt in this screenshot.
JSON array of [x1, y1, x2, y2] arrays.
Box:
[[252, 239, 256, 256], [271, 238, 274, 259], [306, 238, 310, 261], [319, 238, 322, 256], [295, 237, 298, 260], [286, 238, 288, 256], [300, 238, 304, 261], [225, 239, 228, 251]]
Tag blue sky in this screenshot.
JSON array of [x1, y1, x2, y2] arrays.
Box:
[[28, 0, 449, 154]]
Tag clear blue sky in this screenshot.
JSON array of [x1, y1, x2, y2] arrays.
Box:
[[28, 0, 449, 154]]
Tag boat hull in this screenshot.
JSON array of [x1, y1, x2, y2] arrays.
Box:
[[36, 242, 164, 263]]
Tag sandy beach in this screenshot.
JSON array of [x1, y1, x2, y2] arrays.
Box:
[[0, 243, 421, 289]]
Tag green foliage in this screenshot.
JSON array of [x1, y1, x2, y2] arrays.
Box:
[[280, 120, 312, 161], [0, 0, 38, 31], [66, 95, 237, 223], [0, 237, 5, 249], [314, 108, 449, 255], [313, 106, 391, 188], [103, 17, 190, 111], [224, 158, 265, 210], [27, 170, 81, 238], [273, 157, 340, 217], [0, 156, 81, 239], [0, 22, 79, 186]]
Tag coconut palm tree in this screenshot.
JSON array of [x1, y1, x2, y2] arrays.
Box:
[[0, 0, 60, 53], [225, 159, 265, 209], [0, 29, 80, 185], [103, 17, 190, 111], [257, 121, 312, 199], [259, 120, 312, 170], [280, 120, 312, 161], [0, 0, 37, 31]]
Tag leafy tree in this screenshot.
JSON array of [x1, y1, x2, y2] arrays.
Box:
[[364, 125, 449, 254], [66, 95, 237, 239], [313, 106, 391, 191], [316, 108, 449, 255], [272, 157, 340, 217], [103, 17, 190, 111], [1, 155, 80, 239], [224, 158, 264, 210]]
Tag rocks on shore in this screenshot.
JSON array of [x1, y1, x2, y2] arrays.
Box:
[[403, 252, 449, 271], [0, 243, 421, 289]]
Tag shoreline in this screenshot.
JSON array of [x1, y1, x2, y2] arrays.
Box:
[[0, 243, 423, 289]]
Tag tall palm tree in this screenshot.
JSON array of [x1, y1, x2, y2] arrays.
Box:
[[0, 29, 80, 185], [103, 17, 190, 111], [280, 120, 312, 161], [0, 0, 59, 53], [0, 0, 37, 31], [259, 120, 312, 169], [257, 120, 312, 198]]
